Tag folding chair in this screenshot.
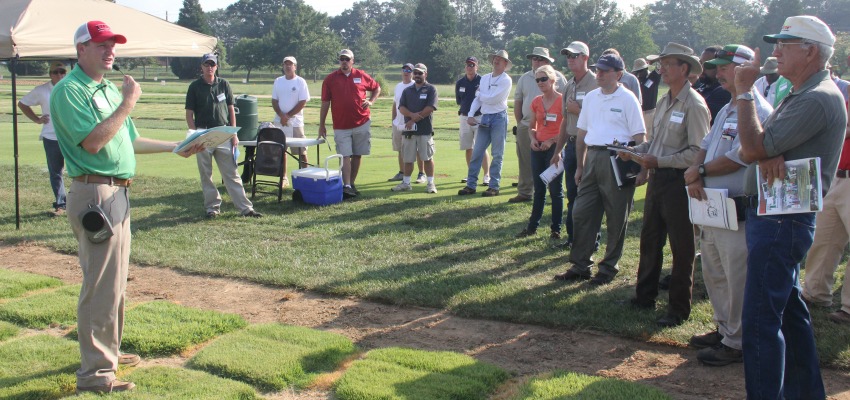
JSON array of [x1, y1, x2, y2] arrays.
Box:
[[250, 125, 287, 202]]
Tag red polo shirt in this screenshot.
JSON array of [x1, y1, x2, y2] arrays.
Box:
[[321, 68, 379, 130]]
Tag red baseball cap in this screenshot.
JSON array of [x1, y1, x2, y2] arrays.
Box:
[[74, 21, 127, 45]]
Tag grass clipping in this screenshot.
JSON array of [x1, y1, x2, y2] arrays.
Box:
[[335, 347, 509, 400], [187, 323, 357, 391]]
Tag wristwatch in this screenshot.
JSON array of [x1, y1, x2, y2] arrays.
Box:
[[698, 164, 707, 177], [736, 92, 754, 101]]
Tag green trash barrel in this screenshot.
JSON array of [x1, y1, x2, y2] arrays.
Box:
[[234, 95, 258, 141]]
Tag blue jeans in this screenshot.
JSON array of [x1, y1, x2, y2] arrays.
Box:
[[466, 111, 507, 190], [43, 139, 66, 209], [743, 209, 824, 400], [526, 146, 563, 233], [562, 140, 577, 241]]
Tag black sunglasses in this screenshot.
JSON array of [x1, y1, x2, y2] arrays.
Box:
[[566, 54, 581, 59], [466, 63, 476, 68], [413, 71, 424, 75], [50, 70, 66, 75], [531, 56, 546, 62], [339, 57, 351, 62], [535, 76, 549, 83]]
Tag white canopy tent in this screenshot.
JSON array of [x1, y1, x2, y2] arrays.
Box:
[[2, 0, 218, 228]]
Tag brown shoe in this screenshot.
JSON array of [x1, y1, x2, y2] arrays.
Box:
[[481, 188, 500, 197], [508, 194, 531, 203], [119, 353, 141, 366], [50, 208, 66, 217], [828, 310, 850, 324], [76, 380, 135, 394]]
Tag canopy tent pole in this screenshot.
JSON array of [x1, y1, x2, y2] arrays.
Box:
[[11, 56, 20, 230]]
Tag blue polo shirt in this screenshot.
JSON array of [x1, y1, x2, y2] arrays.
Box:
[[455, 74, 480, 116]]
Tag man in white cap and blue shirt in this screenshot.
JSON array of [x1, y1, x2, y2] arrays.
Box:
[[734, 15, 846, 398], [683, 44, 773, 367]]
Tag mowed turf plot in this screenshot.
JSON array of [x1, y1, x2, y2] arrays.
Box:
[[0, 335, 79, 400], [0, 269, 63, 299], [335, 347, 510, 400], [75, 367, 262, 400], [513, 370, 671, 400], [187, 323, 357, 390], [0, 284, 79, 328]]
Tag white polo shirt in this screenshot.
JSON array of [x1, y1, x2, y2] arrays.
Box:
[[19, 82, 56, 140], [577, 84, 645, 146], [271, 75, 310, 127]]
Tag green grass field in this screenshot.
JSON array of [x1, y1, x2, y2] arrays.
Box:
[[1, 73, 849, 377]]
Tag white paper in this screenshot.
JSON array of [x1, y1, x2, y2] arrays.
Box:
[[687, 187, 738, 231], [539, 159, 565, 185]]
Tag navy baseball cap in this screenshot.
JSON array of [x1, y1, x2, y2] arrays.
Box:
[[591, 54, 625, 71]]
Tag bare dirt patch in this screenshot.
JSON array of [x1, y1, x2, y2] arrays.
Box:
[[3, 242, 849, 400]]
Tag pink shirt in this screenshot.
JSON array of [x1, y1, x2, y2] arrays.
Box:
[[531, 94, 563, 142]]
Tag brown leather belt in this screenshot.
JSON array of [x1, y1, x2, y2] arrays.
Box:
[[837, 169, 849, 178], [74, 175, 132, 187]]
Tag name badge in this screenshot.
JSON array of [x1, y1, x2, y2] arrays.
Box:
[[420, 93, 428, 100], [216, 93, 226, 103], [576, 91, 586, 101], [644, 80, 654, 88], [459, 87, 466, 93], [545, 113, 557, 122], [670, 111, 685, 124], [93, 96, 109, 109], [353, 78, 362, 84], [722, 118, 738, 138], [610, 108, 622, 113]]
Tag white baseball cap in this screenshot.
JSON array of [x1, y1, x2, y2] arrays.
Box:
[[763, 15, 835, 46]]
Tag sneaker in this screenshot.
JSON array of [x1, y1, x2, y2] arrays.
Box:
[[508, 194, 531, 203], [657, 313, 685, 327], [461, 178, 468, 183], [205, 211, 219, 219], [457, 186, 476, 195], [77, 380, 135, 394], [689, 330, 723, 349], [50, 207, 66, 217], [481, 188, 499, 197], [415, 172, 427, 184], [280, 177, 289, 189], [242, 210, 263, 218], [351, 183, 361, 195], [828, 310, 850, 324], [553, 239, 572, 249], [388, 172, 404, 181], [697, 343, 743, 366], [659, 274, 672, 290], [392, 182, 412, 192], [118, 353, 141, 366], [343, 186, 358, 199], [426, 182, 438, 193], [483, 176, 491, 185], [553, 269, 591, 281], [588, 273, 615, 286], [515, 228, 536, 238]]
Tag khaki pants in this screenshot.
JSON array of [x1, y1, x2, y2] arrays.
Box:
[[700, 223, 748, 350], [643, 109, 656, 141], [67, 180, 131, 387], [803, 176, 850, 313], [515, 124, 533, 197], [197, 141, 254, 215]]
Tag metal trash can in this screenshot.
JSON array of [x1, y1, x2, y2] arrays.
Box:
[[234, 95, 258, 141]]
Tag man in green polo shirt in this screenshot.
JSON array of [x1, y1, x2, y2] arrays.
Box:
[[51, 20, 201, 394]]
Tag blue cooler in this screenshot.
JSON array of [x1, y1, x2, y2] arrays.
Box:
[[291, 154, 343, 206]]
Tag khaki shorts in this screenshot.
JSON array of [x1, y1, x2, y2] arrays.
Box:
[[459, 115, 481, 150], [334, 120, 371, 157], [392, 125, 403, 152], [402, 134, 435, 163], [283, 125, 307, 156]]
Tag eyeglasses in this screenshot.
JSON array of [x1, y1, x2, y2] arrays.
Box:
[[774, 41, 807, 51], [413, 71, 424, 76], [339, 57, 351, 62], [402, 68, 412, 73], [531, 56, 546, 62], [566, 54, 581, 59], [535, 76, 549, 83], [50, 70, 66, 75]]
